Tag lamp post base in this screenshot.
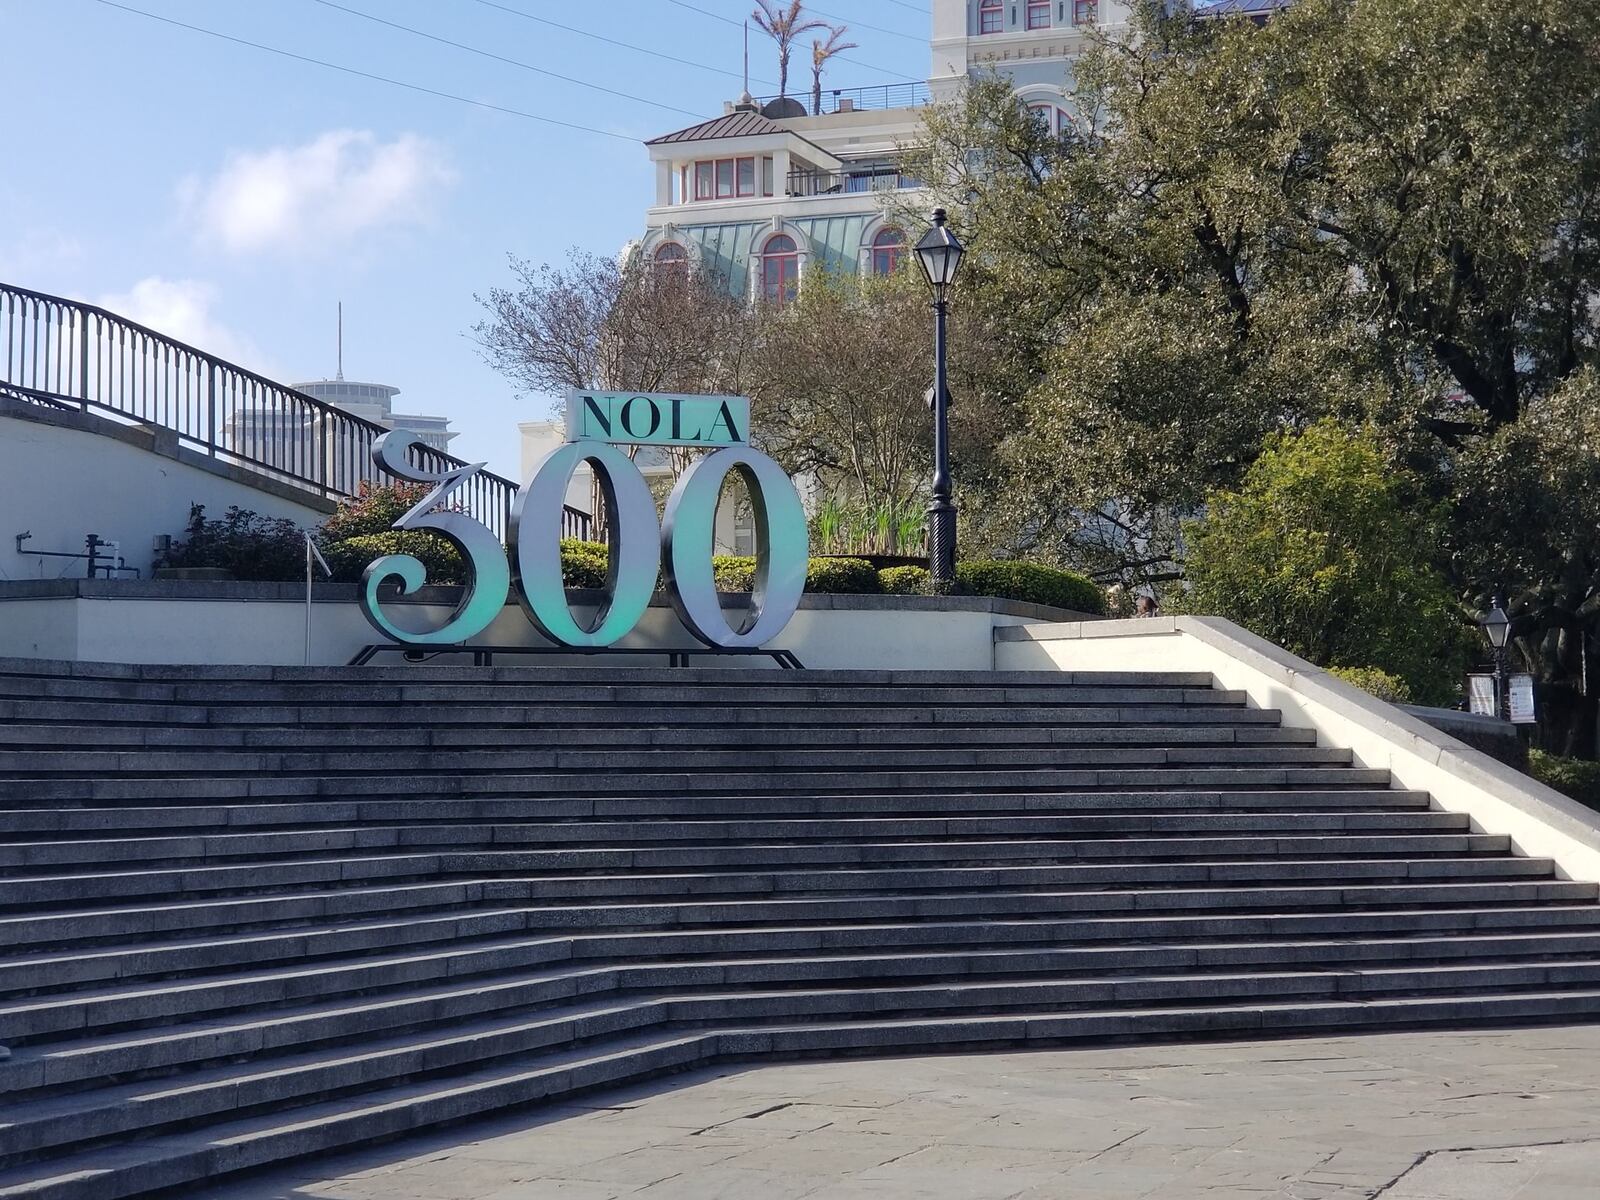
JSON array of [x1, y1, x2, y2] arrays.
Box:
[[928, 499, 957, 595]]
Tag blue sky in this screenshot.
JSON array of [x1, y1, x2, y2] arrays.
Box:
[[0, 0, 929, 477]]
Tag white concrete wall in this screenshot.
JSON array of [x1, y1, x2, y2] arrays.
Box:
[[0, 411, 330, 581], [996, 616, 1600, 884], [0, 590, 1041, 671]]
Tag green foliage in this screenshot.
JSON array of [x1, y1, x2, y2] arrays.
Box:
[[810, 496, 927, 556], [1530, 750, 1600, 812], [955, 560, 1106, 614], [322, 531, 468, 585], [711, 555, 883, 594], [559, 540, 613, 589], [319, 481, 434, 543], [1327, 666, 1415, 706], [1183, 422, 1468, 705], [879, 566, 931, 595], [805, 557, 882, 594], [159, 505, 306, 581]]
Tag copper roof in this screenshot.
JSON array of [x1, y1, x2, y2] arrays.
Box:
[[646, 110, 787, 146]]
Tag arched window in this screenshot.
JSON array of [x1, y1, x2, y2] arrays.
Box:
[[654, 242, 688, 275], [760, 234, 799, 304], [870, 227, 905, 275], [979, 0, 1003, 34], [1026, 101, 1073, 136]]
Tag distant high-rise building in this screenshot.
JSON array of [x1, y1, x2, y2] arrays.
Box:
[[292, 378, 458, 453]]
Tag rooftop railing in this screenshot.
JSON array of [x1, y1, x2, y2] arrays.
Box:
[[0, 282, 559, 541], [786, 165, 923, 197], [755, 82, 930, 116]]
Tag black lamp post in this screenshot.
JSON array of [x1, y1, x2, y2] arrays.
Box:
[[914, 208, 965, 594], [1480, 596, 1512, 720]]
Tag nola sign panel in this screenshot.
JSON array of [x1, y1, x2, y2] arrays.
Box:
[[358, 391, 808, 651]]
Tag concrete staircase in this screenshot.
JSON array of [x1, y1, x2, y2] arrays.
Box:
[[1, 659, 1598, 1199]]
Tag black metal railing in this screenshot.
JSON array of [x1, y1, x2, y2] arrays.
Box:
[[786, 165, 922, 197], [0, 282, 566, 541], [756, 82, 930, 115]]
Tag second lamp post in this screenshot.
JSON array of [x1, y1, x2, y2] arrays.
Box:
[[914, 208, 966, 594]]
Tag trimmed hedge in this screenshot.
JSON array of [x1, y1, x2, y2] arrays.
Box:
[[1327, 665, 1414, 705], [954, 560, 1105, 614], [879, 565, 931, 595], [159, 504, 306, 581], [711, 555, 882, 594], [323, 531, 466, 585], [559, 539, 613, 589], [1530, 751, 1600, 812]]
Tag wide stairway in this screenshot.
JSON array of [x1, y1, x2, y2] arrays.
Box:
[[2, 660, 1599, 1198]]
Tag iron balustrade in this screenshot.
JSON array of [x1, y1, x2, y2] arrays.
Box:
[[0, 282, 590, 542], [754, 82, 929, 115], [786, 164, 921, 197]]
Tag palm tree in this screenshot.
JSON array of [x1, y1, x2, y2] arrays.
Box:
[[810, 25, 858, 115], [752, 0, 826, 98]]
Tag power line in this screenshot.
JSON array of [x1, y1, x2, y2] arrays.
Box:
[[879, 0, 930, 12], [666, 0, 922, 83], [468, 0, 780, 90], [308, 0, 706, 120], [87, 0, 642, 142], [809, 7, 926, 43]]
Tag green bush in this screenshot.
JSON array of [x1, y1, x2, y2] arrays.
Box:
[[879, 565, 931, 595], [1327, 665, 1415, 705], [955, 560, 1106, 614], [323, 531, 467, 585], [709, 555, 883, 594], [319, 481, 436, 543], [159, 504, 306, 581], [1530, 751, 1600, 811], [806, 557, 882, 594], [559, 539, 614, 589], [1183, 420, 1469, 706]]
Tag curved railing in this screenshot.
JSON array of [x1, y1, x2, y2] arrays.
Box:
[[0, 282, 584, 541]]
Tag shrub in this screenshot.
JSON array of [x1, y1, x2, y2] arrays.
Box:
[[879, 565, 931, 595], [955, 560, 1106, 614], [323, 532, 467, 585], [158, 504, 306, 581], [1530, 751, 1600, 812], [709, 555, 883, 594], [560, 540, 619, 589], [1327, 665, 1415, 705], [319, 481, 435, 543], [1183, 420, 1469, 706]]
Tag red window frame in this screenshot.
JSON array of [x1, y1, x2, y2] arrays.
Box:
[[654, 242, 688, 273], [1026, 0, 1050, 29], [1073, 0, 1097, 25], [870, 227, 905, 275], [979, 0, 1002, 34], [761, 234, 799, 304], [694, 156, 759, 201]]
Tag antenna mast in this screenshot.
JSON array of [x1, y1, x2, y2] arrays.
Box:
[[336, 302, 344, 381], [743, 21, 749, 95]]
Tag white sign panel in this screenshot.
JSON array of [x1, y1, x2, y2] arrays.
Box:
[[1508, 673, 1537, 725], [1467, 674, 1497, 717], [566, 391, 750, 448]]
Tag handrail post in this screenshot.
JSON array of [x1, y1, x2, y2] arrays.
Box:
[[207, 365, 217, 456], [77, 310, 90, 407]]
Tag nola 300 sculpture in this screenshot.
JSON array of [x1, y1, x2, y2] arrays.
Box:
[[359, 390, 811, 651]]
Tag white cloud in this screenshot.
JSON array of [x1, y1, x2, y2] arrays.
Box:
[[180, 130, 454, 256], [97, 277, 265, 371]]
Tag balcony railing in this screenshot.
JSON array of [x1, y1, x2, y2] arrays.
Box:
[[754, 82, 930, 116], [786, 165, 922, 197]]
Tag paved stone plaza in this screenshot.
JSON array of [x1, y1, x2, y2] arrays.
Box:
[[219, 1024, 1600, 1199]]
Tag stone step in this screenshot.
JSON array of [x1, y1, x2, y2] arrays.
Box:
[[0, 698, 1286, 730], [16, 929, 1600, 1093], [14, 901, 1590, 995], [0, 677, 1242, 708], [0, 766, 1398, 806], [0, 744, 1358, 779], [0, 722, 1323, 751], [3, 880, 1591, 1034], [1, 848, 1542, 909], [14, 989, 1600, 1200], [0, 788, 1436, 833], [9, 968, 1600, 1170], [0, 824, 1491, 870]]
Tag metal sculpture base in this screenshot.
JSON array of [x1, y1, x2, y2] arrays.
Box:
[[347, 643, 805, 669]]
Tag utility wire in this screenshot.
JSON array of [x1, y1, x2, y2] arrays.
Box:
[[665, 0, 922, 82], [469, 0, 780, 90], [809, 6, 926, 42], [308, 0, 706, 120], [879, 0, 930, 12], [87, 0, 643, 142]]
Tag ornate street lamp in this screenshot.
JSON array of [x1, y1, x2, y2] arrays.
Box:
[[1480, 596, 1512, 720], [914, 208, 965, 594]]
